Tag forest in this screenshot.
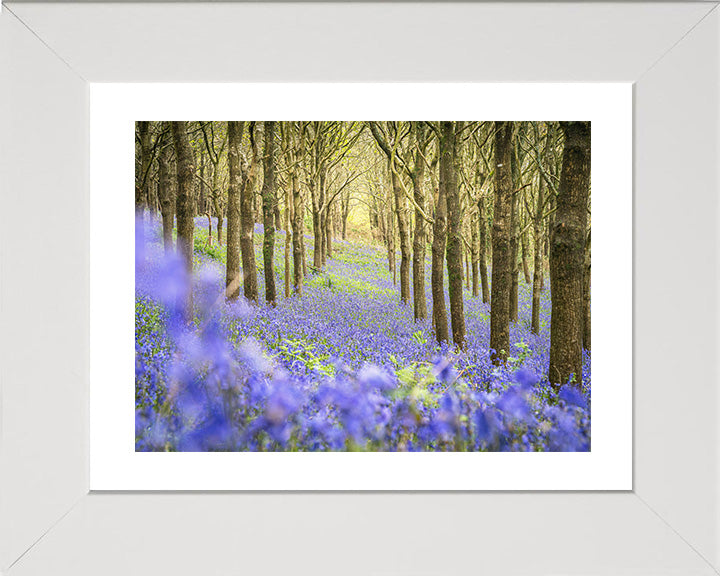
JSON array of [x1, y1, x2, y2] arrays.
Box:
[[135, 120, 591, 452]]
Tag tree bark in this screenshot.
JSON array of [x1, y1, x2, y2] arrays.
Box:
[[509, 177, 519, 323], [521, 230, 532, 284], [431, 130, 450, 345], [198, 154, 206, 216], [490, 121, 514, 364], [391, 166, 411, 304], [226, 121, 245, 300], [471, 208, 480, 298], [478, 195, 490, 304], [549, 121, 591, 386], [388, 202, 396, 285], [443, 122, 466, 349], [211, 163, 223, 247], [341, 193, 350, 240], [311, 181, 322, 270], [284, 187, 292, 298], [325, 203, 333, 259], [135, 121, 152, 261], [171, 121, 196, 315], [411, 122, 429, 321], [291, 130, 305, 295], [531, 123, 553, 334], [158, 123, 175, 254], [465, 246, 471, 291], [136, 121, 151, 221], [301, 222, 308, 277], [292, 182, 304, 295], [583, 229, 591, 351], [261, 121, 278, 306], [240, 123, 260, 303], [319, 172, 327, 267], [531, 179, 546, 335]]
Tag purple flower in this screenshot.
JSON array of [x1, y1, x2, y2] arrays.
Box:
[[514, 368, 538, 390], [357, 364, 395, 392], [496, 386, 531, 422], [559, 385, 588, 410]]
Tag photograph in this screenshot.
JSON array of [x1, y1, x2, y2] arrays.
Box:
[[134, 120, 591, 452]]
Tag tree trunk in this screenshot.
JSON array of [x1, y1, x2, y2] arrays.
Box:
[[301, 222, 307, 278], [531, 176, 545, 335], [509, 186, 519, 323], [531, 215, 544, 334], [310, 174, 324, 271], [471, 208, 479, 298], [135, 121, 151, 260], [478, 195, 490, 304], [136, 121, 151, 221], [391, 166, 411, 305], [319, 173, 327, 267], [312, 205, 322, 270], [411, 123, 428, 321], [431, 137, 450, 345], [171, 121, 196, 315], [443, 122, 466, 349], [465, 247, 471, 291], [158, 123, 174, 254], [521, 230, 532, 284], [261, 121, 278, 306], [341, 195, 350, 240], [198, 154, 206, 216], [274, 200, 282, 232], [325, 204, 333, 259], [284, 187, 292, 298], [583, 229, 591, 351], [490, 121, 514, 364], [531, 123, 553, 334], [549, 121, 591, 386], [240, 123, 259, 303], [292, 191, 304, 294], [291, 148, 304, 295], [226, 121, 245, 300], [389, 205, 396, 285]]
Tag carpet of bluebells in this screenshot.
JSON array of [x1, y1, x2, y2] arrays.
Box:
[[135, 217, 590, 452]]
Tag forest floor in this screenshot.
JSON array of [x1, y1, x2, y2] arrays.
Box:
[[135, 217, 591, 452]]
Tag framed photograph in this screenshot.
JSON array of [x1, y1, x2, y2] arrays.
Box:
[[1, 2, 718, 575], [90, 83, 631, 491]]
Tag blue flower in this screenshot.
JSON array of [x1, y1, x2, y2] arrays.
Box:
[[559, 385, 588, 410], [432, 357, 459, 384], [514, 367, 538, 390], [496, 386, 531, 422], [357, 364, 395, 391]]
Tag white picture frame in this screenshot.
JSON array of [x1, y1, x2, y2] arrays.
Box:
[[1, 2, 718, 574]]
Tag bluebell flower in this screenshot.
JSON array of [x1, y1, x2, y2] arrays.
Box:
[[514, 367, 539, 390], [496, 386, 531, 422], [559, 385, 588, 410], [432, 357, 459, 384], [357, 364, 395, 391]]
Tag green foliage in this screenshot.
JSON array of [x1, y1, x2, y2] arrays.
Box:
[[508, 340, 532, 368], [389, 361, 441, 410], [274, 337, 336, 377], [306, 272, 394, 298], [194, 228, 226, 263]]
